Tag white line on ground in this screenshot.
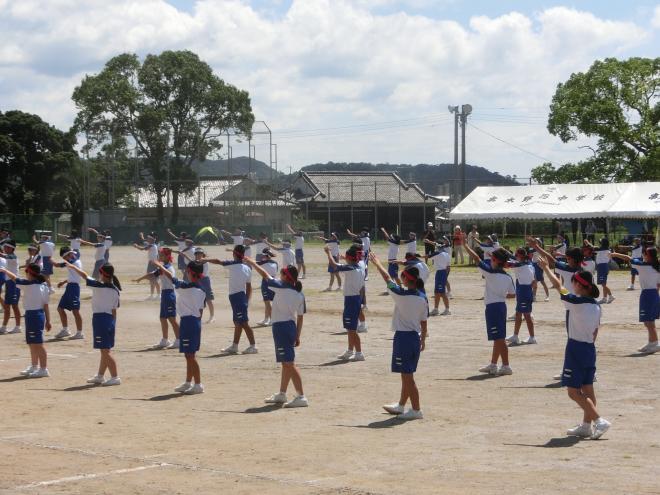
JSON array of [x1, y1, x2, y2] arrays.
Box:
[[12, 465, 162, 490]]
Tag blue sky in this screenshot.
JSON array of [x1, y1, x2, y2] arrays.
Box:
[[1, 0, 658, 180]]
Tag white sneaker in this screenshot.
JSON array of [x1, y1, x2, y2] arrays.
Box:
[[362, 305, 368, 311], [429, 308, 439, 316], [399, 408, 423, 420], [440, 308, 451, 316], [506, 334, 520, 345], [28, 368, 50, 378], [48, 287, 55, 294], [448, 292, 454, 300], [357, 322, 368, 333], [300, 275, 306, 280], [553, 372, 563, 380], [20, 365, 37, 376], [606, 295, 615, 304], [351, 352, 365, 362], [591, 418, 611, 439], [638, 341, 659, 354], [544, 296, 550, 302], [567, 423, 593, 438], [167, 339, 180, 349], [221, 343, 239, 354], [7, 326, 21, 334], [497, 365, 513, 375], [507, 315, 516, 321], [86, 375, 104, 384], [263, 318, 272, 327], [102, 377, 121, 386], [337, 350, 353, 360], [154, 338, 170, 349], [524, 336, 537, 345], [383, 403, 404, 415], [205, 317, 216, 324], [321, 287, 332, 292], [55, 328, 71, 339], [257, 318, 267, 326], [283, 395, 309, 408], [69, 332, 84, 340], [626, 285, 635, 291], [175, 382, 192, 393], [478, 363, 498, 375], [597, 298, 607, 305], [184, 383, 204, 395], [265, 392, 287, 404], [242, 345, 258, 354], [0, 326, 7, 334]]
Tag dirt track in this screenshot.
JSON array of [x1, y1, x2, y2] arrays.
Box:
[[0, 245, 658, 494]]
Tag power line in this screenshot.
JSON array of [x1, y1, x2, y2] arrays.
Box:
[[274, 114, 451, 135], [467, 122, 554, 163]]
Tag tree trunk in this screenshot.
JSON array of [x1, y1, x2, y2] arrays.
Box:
[[170, 185, 180, 225], [156, 190, 165, 226]]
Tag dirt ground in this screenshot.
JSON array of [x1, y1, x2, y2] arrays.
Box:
[[0, 244, 658, 495]]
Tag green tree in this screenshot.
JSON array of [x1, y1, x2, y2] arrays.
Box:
[[532, 57, 659, 184], [72, 50, 254, 224], [0, 110, 79, 216]]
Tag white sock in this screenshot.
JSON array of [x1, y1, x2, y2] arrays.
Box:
[[583, 422, 591, 428]]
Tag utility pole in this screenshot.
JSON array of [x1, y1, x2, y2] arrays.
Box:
[[448, 106, 459, 201], [448, 104, 472, 201]]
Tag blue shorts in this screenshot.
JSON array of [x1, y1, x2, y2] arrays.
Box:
[[229, 291, 249, 323], [3, 280, 20, 306], [533, 262, 544, 282], [272, 320, 297, 362], [631, 267, 639, 276], [562, 338, 596, 388], [0, 273, 4, 290], [327, 256, 339, 273], [42, 256, 53, 275], [160, 289, 176, 318], [295, 249, 304, 264], [596, 263, 609, 285], [261, 280, 275, 301], [485, 302, 507, 340], [391, 331, 421, 373], [434, 269, 448, 294], [199, 276, 214, 301], [58, 283, 80, 311], [25, 309, 45, 344], [515, 283, 533, 314], [387, 262, 399, 278], [179, 315, 201, 353], [639, 288, 660, 322], [92, 313, 116, 349], [363, 250, 369, 266], [92, 259, 105, 279], [343, 295, 362, 331]]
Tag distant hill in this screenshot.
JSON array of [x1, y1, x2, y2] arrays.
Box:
[[192, 156, 279, 180], [299, 162, 519, 196]]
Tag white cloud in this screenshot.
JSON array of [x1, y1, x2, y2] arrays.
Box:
[[652, 5, 660, 28], [0, 0, 654, 177]]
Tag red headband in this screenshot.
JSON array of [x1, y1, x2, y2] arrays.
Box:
[[401, 269, 417, 282], [26, 265, 39, 277], [99, 266, 110, 278], [282, 267, 296, 284], [573, 272, 591, 288], [160, 248, 173, 263], [233, 249, 244, 260]]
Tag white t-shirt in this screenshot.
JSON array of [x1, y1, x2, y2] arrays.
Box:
[[595, 249, 611, 265], [555, 261, 580, 295], [267, 279, 306, 323], [278, 247, 295, 266], [387, 239, 400, 260], [154, 263, 176, 291], [508, 261, 535, 286], [561, 292, 601, 343], [326, 239, 340, 257], [556, 241, 567, 256], [104, 237, 113, 249], [259, 259, 279, 278], [430, 251, 450, 271], [480, 242, 500, 260], [583, 259, 596, 276], [335, 264, 364, 296], [69, 238, 81, 250], [66, 259, 83, 284], [39, 241, 55, 257], [220, 261, 252, 295], [478, 261, 515, 304], [406, 259, 430, 282], [360, 235, 371, 252], [86, 278, 120, 315], [174, 279, 206, 317], [93, 243, 107, 261], [631, 259, 660, 290], [631, 245, 643, 258], [405, 240, 417, 254], [146, 243, 158, 261], [3, 253, 18, 274], [386, 281, 428, 333], [15, 279, 49, 311], [252, 240, 268, 259], [175, 239, 186, 250], [293, 234, 304, 250], [231, 235, 244, 247]]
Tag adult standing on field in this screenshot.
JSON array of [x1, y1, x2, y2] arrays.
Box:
[[423, 222, 436, 257], [452, 226, 466, 265], [467, 225, 480, 265]]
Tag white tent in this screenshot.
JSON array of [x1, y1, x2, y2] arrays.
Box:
[[450, 182, 660, 220]]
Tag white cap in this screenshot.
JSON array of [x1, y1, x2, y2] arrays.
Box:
[[427, 222, 433, 227]]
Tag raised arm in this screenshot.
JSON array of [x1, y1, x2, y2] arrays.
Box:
[[346, 228, 357, 238], [324, 245, 339, 267], [463, 240, 481, 264], [56, 233, 69, 240], [611, 252, 632, 262], [165, 228, 178, 240], [538, 256, 563, 292], [79, 239, 95, 247], [63, 261, 89, 279], [286, 224, 296, 235], [315, 235, 329, 242], [87, 227, 100, 236], [368, 252, 392, 283], [380, 227, 392, 240], [32, 234, 39, 244], [243, 257, 271, 280], [527, 237, 556, 263], [151, 260, 173, 280]]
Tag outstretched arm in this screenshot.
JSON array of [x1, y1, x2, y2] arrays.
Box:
[[244, 257, 271, 280], [368, 252, 392, 283], [538, 256, 563, 292], [87, 227, 100, 236], [380, 227, 392, 240], [527, 237, 556, 263], [133, 243, 147, 250], [346, 228, 357, 238], [315, 235, 329, 242], [151, 260, 173, 280], [324, 246, 339, 267], [133, 273, 153, 283], [165, 228, 178, 240], [63, 261, 89, 279], [0, 268, 16, 281], [611, 252, 632, 262], [200, 257, 221, 265], [286, 224, 296, 235], [79, 239, 95, 247]]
